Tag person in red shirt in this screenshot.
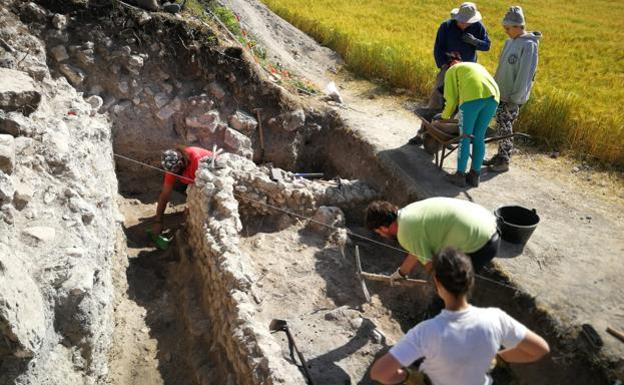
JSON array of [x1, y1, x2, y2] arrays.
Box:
[[152, 145, 212, 234]]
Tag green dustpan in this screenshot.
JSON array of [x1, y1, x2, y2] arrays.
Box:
[[147, 230, 173, 250]]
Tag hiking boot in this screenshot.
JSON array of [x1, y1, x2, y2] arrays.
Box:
[[408, 135, 424, 146], [445, 172, 466, 187], [488, 159, 510, 173], [482, 155, 501, 167], [466, 170, 480, 187]]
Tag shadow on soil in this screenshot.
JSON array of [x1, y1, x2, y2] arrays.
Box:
[[121, 210, 194, 385]]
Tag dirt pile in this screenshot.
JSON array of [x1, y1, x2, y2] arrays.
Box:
[[0, 2, 118, 384]]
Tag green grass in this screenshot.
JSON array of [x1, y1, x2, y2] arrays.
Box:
[[260, 0, 624, 166]]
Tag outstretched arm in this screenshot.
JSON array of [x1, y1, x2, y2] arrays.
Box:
[[399, 254, 421, 276], [153, 182, 174, 234]]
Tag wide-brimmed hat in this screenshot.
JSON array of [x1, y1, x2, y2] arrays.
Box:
[[451, 2, 482, 24]]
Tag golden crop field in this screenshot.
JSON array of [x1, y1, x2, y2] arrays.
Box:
[[261, 0, 624, 166]]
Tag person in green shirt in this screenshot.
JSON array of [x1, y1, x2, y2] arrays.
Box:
[[364, 197, 500, 282], [442, 52, 500, 188]]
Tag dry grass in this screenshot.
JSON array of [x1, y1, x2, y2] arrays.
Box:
[[260, 0, 624, 167]]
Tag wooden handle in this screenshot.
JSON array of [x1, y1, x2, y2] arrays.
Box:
[[607, 326, 624, 343], [360, 272, 428, 287]]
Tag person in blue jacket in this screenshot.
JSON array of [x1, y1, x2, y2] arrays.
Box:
[[411, 2, 491, 145]]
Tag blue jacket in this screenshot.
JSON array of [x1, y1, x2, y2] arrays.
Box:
[[433, 19, 491, 68]]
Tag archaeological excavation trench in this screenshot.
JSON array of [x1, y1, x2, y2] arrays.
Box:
[[0, 1, 617, 384]]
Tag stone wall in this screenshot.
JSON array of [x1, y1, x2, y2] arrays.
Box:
[[0, 2, 119, 383], [176, 154, 380, 384]]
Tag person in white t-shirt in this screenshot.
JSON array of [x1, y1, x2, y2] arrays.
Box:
[[370, 248, 549, 385]]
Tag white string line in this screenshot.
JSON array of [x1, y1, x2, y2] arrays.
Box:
[[113, 152, 521, 292]]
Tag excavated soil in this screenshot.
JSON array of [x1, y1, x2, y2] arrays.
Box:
[[107, 180, 191, 385]]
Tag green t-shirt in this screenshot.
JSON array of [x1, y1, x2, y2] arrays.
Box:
[[397, 197, 497, 264]]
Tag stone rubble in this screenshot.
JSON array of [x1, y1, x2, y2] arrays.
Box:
[[0, 4, 118, 384]]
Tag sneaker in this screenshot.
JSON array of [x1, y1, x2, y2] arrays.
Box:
[[408, 135, 424, 146], [445, 172, 466, 187], [466, 170, 480, 187], [488, 159, 510, 173]]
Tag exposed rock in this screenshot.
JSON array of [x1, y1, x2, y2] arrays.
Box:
[[85, 95, 103, 111], [0, 134, 16, 174], [228, 111, 258, 134], [132, 0, 159, 11], [75, 49, 95, 66], [0, 171, 14, 203], [13, 182, 34, 210], [22, 2, 48, 23], [59, 64, 85, 86], [0, 252, 46, 359], [0, 68, 41, 115], [154, 92, 170, 108], [137, 11, 152, 25], [51, 14, 67, 30], [224, 128, 252, 158], [208, 81, 226, 99], [22, 226, 56, 244], [50, 45, 69, 62], [0, 111, 30, 137], [186, 111, 219, 132], [308, 206, 345, 233], [156, 97, 182, 121], [281, 108, 306, 132]]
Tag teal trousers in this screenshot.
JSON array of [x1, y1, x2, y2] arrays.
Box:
[[457, 96, 499, 173]]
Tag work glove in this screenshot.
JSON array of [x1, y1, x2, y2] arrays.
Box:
[[389, 268, 407, 286], [461, 33, 480, 47]]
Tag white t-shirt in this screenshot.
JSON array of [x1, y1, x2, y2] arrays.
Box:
[[390, 306, 527, 385]]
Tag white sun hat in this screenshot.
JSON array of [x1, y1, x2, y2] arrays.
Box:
[[451, 2, 482, 24]]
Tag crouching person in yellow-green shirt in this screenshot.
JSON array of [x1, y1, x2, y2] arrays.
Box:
[[441, 52, 500, 188], [365, 197, 500, 282]]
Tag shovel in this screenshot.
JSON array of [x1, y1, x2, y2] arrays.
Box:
[[269, 319, 315, 385]]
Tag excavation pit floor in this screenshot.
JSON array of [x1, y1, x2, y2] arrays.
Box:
[[107, 188, 193, 385]]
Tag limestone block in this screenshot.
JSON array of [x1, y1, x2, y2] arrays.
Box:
[[307, 206, 345, 233], [186, 111, 219, 133], [156, 97, 183, 121], [13, 182, 34, 210], [0, 134, 16, 174], [50, 45, 69, 62], [0, 251, 46, 359], [76, 49, 95, 66], [22, 2, 48, 23], [118, 80, 130, 96], [228, 111, 258, 134], [52, 14, 67, 30], [59, 64, 85, 86], [0, 171, 14, 203], [0, 68, 41, 115], [224, 128, 251, 152], [85, 95, 103, 112], [127, 55, 144, 69], [22, 226, 56, 244], [154, 92, 170, 108], [281, 108, 306, 132], [208, 82, 226, 100]]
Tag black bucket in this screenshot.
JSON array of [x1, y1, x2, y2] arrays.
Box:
[[495, 206, 540, 245]]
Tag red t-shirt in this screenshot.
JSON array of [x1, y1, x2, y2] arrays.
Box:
[[163, 147, 212, 186]]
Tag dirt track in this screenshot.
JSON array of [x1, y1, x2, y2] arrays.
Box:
[[221, 0, 624, 363]]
